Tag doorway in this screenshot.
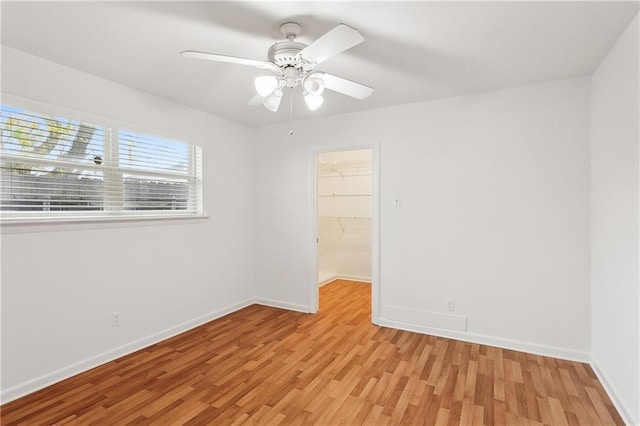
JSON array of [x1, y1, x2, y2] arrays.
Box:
[[311, 146, 379, 323]]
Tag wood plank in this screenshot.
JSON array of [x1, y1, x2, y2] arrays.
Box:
[[0, 280, 625, 425]]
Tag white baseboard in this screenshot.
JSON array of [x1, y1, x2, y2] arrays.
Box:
[[590, 357, 637, 426], [0, 298, 254, 404], [319, 275, 372, 286], [383, 305, 467, 332], [336, 274, 372, 283], [254, 297, 311, 313], [378, 317, 590, 363], [319, 274, 338, 287]]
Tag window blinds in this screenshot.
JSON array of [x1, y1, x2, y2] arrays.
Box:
[[0, 105, 203, 220], [118, 130, 203, 213]]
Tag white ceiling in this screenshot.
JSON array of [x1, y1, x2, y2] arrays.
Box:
[[1, 1, 638, 127]]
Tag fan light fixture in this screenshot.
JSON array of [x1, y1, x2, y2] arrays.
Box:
[[254, 73, 328, 112], [304, 75, 325, 96], [303, 91, 324, 111], [255, 75, 279, 97], [303, 74, 325, 110], [263, 89, 283, 112]]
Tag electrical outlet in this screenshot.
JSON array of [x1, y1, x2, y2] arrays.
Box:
[[111, 312, 121, 327], [446, 299, 455, 312]]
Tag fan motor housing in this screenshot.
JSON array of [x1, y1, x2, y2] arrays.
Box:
[[268, 41, 306, 68]]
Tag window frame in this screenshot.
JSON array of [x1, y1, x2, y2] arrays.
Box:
[[0, 94, 206, 226]]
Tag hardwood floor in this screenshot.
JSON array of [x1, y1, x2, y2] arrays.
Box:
[[1, 280, 623, 425]]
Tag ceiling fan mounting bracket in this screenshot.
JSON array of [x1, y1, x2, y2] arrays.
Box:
[[280, 22, 302, 41], [268, 22, 316, 75]]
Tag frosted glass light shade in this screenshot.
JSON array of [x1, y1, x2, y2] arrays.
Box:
[[263, 89, 283, 112], [304, 91, 324, 111], [255, 76, 278, 97], [303, 75, 325, 96]]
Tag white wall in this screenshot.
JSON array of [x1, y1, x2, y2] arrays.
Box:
[[590, 14, 639, 426], [253, 77, 592, 360], [0, 47, 256, 402]]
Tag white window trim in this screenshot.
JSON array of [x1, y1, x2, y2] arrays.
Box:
[[1, 94, 206, 226], [0, 214, 210, 235]]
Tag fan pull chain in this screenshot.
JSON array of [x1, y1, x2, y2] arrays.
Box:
[[289, 88, 294, 136]]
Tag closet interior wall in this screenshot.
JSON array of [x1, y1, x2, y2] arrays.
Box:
[[318, 149, 372, 285]]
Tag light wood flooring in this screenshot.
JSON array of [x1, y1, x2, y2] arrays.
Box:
[[1, 279, 624, 425]]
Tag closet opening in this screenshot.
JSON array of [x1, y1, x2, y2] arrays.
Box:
[[316, 148, 373, 314]]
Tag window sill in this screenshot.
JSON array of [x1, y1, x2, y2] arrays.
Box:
[[1, 214, 210, 234]]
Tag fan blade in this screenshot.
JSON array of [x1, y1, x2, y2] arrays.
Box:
[[181, 50, 278, 72], [300, 24, 364, 64], [317, 73, 374, 100], [247, 93, 264, 106]]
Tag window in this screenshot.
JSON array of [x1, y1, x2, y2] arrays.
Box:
[[0, 104, 203, 221]]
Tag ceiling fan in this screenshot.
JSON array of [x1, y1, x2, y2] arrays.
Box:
[[181, 22, 374, 112]]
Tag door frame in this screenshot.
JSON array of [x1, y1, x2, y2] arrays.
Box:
[[308, 141, 380, 324]]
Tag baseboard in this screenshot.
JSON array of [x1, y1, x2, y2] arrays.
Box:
[[254, 297, 311, 313], [378, 317, 590, 363], [319, 274, 338, 287], [336, 274, 372, 283], [319, 275, 372, 287], [383, 305, 467, 332], [0, 298, 255, 404], [590, 357, 637, 426]]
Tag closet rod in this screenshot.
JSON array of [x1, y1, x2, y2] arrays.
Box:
[[319, 194, 372, 197], [319, 216, 371, 219]]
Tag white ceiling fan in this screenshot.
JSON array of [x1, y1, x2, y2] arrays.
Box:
[[181, 22, 374, 112]]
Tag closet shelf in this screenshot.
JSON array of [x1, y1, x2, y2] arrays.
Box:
[[319, 216, 371, 220], [319, 173, 372, 178], [319, 193, 372, 197], [318, 159, 372, 175]]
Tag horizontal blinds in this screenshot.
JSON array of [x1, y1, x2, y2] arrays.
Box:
[[118, 130, 201, 212], [1, 105, 203, 219], [1, 109, 105, 162], [1, 106, 106, 213]]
